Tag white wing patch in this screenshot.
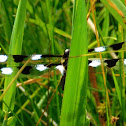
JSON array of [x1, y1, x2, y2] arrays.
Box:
[[94, 46, 106, 52], [31, 54, 42, 60], [55, 65, 64, 75], [89, 60, 101, 67], [35, 64, 48, 71], [1, 67, 13, 75], [0, 55, 8, 62]]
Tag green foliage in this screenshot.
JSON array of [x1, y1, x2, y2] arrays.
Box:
[[3, 0, 27, 113], [60, 0, 88, 125], [0, 0, 126, 125]]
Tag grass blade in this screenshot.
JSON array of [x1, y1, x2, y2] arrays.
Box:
[[60, 0, 88, 125], [3, 0, 27, 112], [111, 69, 122, 106], [100, 0, 126, 29], [0, 1, 11, 41]]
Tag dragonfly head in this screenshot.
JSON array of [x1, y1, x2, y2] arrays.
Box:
[[63, 49, 70, 58]]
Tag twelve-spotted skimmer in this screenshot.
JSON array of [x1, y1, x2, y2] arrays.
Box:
[[0, 42, 125, 90]]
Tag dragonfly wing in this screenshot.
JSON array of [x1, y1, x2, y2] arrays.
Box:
[[110, 42, 124, 50], [13, 55, 28, 62], [17, 66, 33, 74], [104, 59, 119, 68]]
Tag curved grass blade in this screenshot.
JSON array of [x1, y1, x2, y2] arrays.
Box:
[[3, 0, 27, 112]]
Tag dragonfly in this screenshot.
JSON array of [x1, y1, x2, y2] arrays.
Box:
[[0, 42, 125, 90]]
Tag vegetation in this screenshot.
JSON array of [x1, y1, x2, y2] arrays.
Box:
[[0, 0, 126, 125]]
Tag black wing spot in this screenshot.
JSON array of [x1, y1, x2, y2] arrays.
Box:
[[88, 60, 92, 65], [110, 42, 124, 50], [88, 48, 94, 52], [13, 55, 28, 62], [104, 59, 119, 68], [17, 66, 33, 74]]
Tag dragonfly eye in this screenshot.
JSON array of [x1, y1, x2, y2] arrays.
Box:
[[0, 55, 8, 62], [65, 49, 70, 53], [63, 49, 70, 58], [1, 67, 13, 75]]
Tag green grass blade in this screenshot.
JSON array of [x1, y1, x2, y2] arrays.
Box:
[[100, 0, 126, 29], [60, 0, 88, 125], [3, 0, 27, 112], [0, 1, 11, 41], [29, 17, 72, 39], [111, 69, 122, 107]]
